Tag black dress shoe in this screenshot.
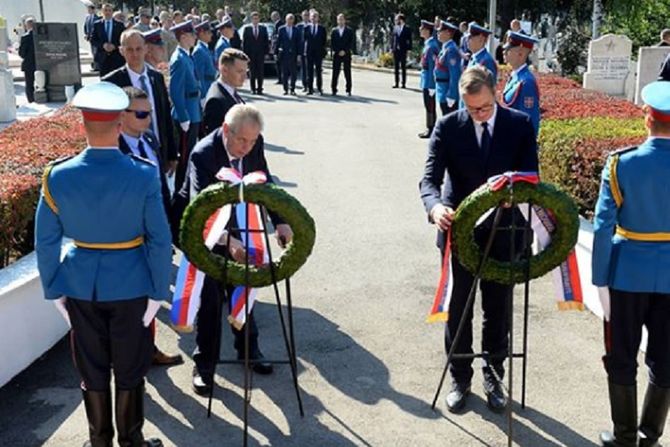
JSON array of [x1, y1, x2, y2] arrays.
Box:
[[484, 381, 507, 413], [290, 90, 297, 96], [306, 90, 314, 95], [143, 438, 164, 447], [445, 382, 471, 413], [238, 352, 274, 375], [401, 85, 406, 89], [332, 90, 337, 96], [418, 129, 432, 139], [283, 91, 288, 95], [192, 368, 213, 396], [318, 89, 323, 95], [346, 91, 351, 96]]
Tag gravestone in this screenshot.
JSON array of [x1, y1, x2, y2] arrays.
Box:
[[634, 46, 670, 105], [33, 22, 81, 102], [583, 34, 632, 96]]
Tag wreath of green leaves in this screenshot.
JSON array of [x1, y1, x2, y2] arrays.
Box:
[[451, 181, 579, 285], [180, 182, 316, 287]]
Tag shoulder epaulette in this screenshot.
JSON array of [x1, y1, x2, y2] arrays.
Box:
[[610, 145, 638, 156], [129, 153, 157, 167], [42, 155, 74, 214], [608, 147, 637, 208]]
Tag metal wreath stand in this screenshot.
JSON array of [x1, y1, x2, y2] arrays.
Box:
[[431, 186, 535, 447], [206, 195, 305, 447]]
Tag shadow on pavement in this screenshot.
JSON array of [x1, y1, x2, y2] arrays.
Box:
[[264, 143, 304, 156]]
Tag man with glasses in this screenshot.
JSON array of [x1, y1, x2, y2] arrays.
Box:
[[419, 66, 538, 414]]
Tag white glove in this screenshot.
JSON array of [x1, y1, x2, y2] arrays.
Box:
[[179, 121, 190, 132], [428, 89, 435, 97], [142, 299, 163, 328], [447, 98, 455, 107], [54, 297, 71, 328]]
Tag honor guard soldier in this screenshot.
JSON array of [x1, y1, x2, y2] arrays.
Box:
[[434, 20, 462, 116], [214, 17, 234, 67], [502, 32, 540, 135], [34, 82, 172, 447], [193, 21, 218, 99], [466, 23, 497, 81], [593, 81, 670, 447], [418, 19, 440, 138], [169, 20, 201, 193]]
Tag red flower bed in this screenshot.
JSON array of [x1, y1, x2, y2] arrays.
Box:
[[0, 107, 85, 266]]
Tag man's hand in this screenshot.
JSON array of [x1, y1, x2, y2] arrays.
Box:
[[103, 42, 116, 52], [276, 224, 293, 248], [53, 297, 71, 328], [166, 160, 178, 176], [227, 236, 247, 263], [338, 50, 345, 57], [431, 204, 455, 232]]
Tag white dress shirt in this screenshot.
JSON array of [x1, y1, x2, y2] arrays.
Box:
[[473, 103, 498, 147], [122, 133, 160, 177], [127, 64, 160, 143]]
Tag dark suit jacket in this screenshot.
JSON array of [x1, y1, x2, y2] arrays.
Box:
[[420, 106, 539, 248], [242, 24, 269, 58], [330, 26, 355, 56], [103, 65, 178, 168], [202, 81, 243, 136], [271, 19, 284, 54], [304, 24, 327, 58], [118, 132, 171, 215], [84, 13, 98, 38], [231, 29, 242, 49], [19, 31, 35, 72], [392, 25, 412, 54], [91, 19, 125, 68], [659, 53, 670, 81], [276, 25, 301, 61]]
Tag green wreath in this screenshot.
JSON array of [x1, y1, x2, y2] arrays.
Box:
[[451, 181, 579, 284], [180, 182, 316, 287]]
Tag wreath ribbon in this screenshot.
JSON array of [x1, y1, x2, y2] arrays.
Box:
[[171, 166, 268, 332]]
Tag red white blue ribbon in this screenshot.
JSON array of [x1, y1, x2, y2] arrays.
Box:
[[427, 172, 583, 323], [171, 165, 267, 332]]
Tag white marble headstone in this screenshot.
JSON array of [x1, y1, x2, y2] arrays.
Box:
[[583, 34, 632, 96], [634, 46, 670, 105]]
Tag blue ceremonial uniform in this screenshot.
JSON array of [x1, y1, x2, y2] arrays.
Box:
[[420, 36, 440, 89], [503, 64, 540, 135], [169, 47, 201, 124], [435, 40, 461, 113], [592, 83, 670, 444], [35, 149, 173, 302], [214, 36, 231, 65], [193, 40, 217, 98], [468, 47, 497, 81]]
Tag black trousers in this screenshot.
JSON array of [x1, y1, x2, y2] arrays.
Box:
[[67, 297, 152, 391], [605, 289, 670, 387], [439, 101, 458, 116], [393, 51, 407, 87], [281, 55, 297, 92], [193, 275, 260, 377], [249, 54, 265, 92], [422, 88, 436, 129], [443, 226, 519, 386], [300, 54, 307, 87], [174, 120, 199, 194], [331, 54, 352, 94], [306, 55, 323, 92], [24, 70, 35, 103], [275, 55, 283, 83]]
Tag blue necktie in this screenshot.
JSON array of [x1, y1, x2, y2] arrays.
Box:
[[137, 138, 149, 159], [480, 122, 491, 160], [105, 20, 112, 42]]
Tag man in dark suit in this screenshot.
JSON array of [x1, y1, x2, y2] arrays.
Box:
[[296, 10, 311, 91], [202, 48, 249, 135], [18, 17, 36, 103], [182, 104, 294, 395], [304, 11, 327, 95], [242, 12, 268, 95], [276, 14, 300, 95], [270, 11, 284, 85], [91, 3, 126, 77], [392, 13, 412, 88], [658, 52, 670, 81], [83, 4, 99, 71], [103, 29, 178, 178], [330, 13, 355, 96], [419, 66, 538, 414]]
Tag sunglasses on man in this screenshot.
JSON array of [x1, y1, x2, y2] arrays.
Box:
[[126, 109, 152, 119]]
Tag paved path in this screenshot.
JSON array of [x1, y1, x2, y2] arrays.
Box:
[[0, 68, 658, 446]]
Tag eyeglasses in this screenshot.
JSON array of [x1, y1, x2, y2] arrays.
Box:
[[125, 109, 151, 119], [465, 104, 494, 114]]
